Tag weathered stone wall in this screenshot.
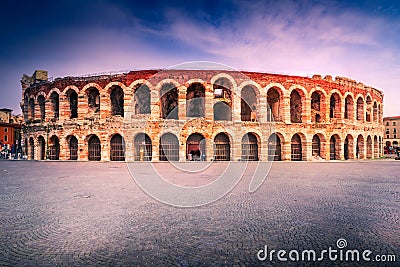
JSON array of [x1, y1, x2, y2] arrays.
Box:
[[21, 70, 384, 161]]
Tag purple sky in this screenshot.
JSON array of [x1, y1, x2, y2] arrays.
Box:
[[1, 0, 400, 116]]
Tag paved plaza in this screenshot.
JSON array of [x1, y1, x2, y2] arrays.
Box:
[[0, 160, 399, 266]]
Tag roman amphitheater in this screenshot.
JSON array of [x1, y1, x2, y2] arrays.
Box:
[[20, 68, 384, 162]]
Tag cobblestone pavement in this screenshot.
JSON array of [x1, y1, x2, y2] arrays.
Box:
[[0, 160, 399, 266]]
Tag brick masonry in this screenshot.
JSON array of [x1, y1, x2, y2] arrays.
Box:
[[20, 70, 384, 161]]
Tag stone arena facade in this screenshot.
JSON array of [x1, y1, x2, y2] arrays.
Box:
[[20, 69, 384, 161]]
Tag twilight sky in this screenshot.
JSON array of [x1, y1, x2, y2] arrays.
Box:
[[1, 0, 400, 116]]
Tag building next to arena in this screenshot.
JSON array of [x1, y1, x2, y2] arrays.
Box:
[[383, 116, 400, 154], [20, 69, 384, 161]]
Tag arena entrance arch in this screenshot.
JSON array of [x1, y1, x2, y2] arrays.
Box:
[[49, 135, 60, 160], [241, 133, 259, 161], [312, 134, 321, 157], [88, 135, 101, 161], [291, 134, 302, 161], [213, 133, 230, 161], [110, 134, 125, 161], [134, 133, 152, 161], [187, 133, 206, 161], [159, 133, 179, 161], [268, 133, 281, 161], [68, 135, 78, 160]]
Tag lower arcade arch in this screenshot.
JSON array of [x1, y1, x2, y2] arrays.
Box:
[[241, 133, 259, 161], [159, 133, 179, 161], [134, 133, 152, 161], [329, 134, 340, 160], [110, 134, 125, 161], [88, 135, 101, 161], [291, 133, 303, 161], [67, 135, 78, 160], [213, 132, 231, 161], [312, 134, 321, 158], [187, 133, 206, 161], [268, 133, 281, 161], [48, 135, 60, 160]]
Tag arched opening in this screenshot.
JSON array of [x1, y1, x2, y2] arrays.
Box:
[[38, 136, 45, 160], [50, 92, 59, 119], [186, 83, 205, 118], [356, 97, 364, 121], [290, 90, 302, 123], [374, 136, 378, 158], [241, 85, 258, 121], [356, 135, 365, 159], [110, 134, 125, 161], [134, 133, 152, 161], [311, 91, 323, 123], [110, 86, 124, 117], [159, 133, 179, 161], [268, 133, 281, 161], [312, 134, 321, 157], [214, 133, 230, 161], [366, 135, 373, 159], [241, 133, 259, 161], [160, 83, 178, 119], [29, 98, 35, 120], [329, 135, 340, 160], [66, 89, 78, 119], [187, 133, 206, 161], [366, 96, 372, 122], [68, 135, 78, 160], [134, 84, 151, 114], [87, 87, 100, 114], [29, 137, 34, 160], [291, 134, 302, 161], [267, 88, 282, 122], [330, 93, 341, 119], [379, 136, 382, 156], [394, 141, 399, 147], [344, 95, 354, 120], [88, 135, 101, 161], [38, 95, 46, 120], [48, 135, 60, 160], [344, 135, 354, 160], [213, 101, 232, 121], [213, 78, 232, 121], [373, 102, 378, 123]]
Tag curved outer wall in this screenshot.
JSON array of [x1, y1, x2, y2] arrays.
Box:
[[21, 70, 384, 161]]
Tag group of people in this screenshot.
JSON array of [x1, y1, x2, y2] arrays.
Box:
[[0, 143, 23, 160]]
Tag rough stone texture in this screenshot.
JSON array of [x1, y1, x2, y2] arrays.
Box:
[[0, 160, 399, 266], [20, 70, 384, 161]]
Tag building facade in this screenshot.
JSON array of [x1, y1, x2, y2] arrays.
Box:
[[0, 108, 22, 150], [20, 69, 384, 161], [383, 116, 400, 153]]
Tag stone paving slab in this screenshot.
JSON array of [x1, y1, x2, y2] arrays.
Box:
[[0, 160, 399, 266]]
